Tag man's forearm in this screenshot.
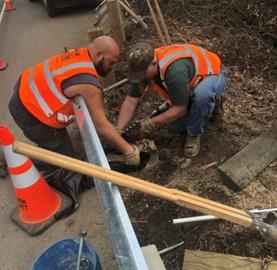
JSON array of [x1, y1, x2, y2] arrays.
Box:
[[117, 97, 139, 129], [98, 122, 133, 154], [75, 86, 134, 155]]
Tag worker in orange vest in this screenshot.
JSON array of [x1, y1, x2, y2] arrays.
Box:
[[116, 42, 229, 158], [8, 36, 140, 208]]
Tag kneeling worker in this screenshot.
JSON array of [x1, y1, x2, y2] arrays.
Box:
[[116, 42, 229, 157]]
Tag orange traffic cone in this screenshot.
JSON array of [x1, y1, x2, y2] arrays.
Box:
[[5, 0, 16, 11], [0, 126, 72, 235], [0, 58, 7, 70]]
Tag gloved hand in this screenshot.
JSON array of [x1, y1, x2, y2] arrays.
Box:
[[123, 145, 140, 166], [140, 118, 156, 134], [107, 145, 141, 167]]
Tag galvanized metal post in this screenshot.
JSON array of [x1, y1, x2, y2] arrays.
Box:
[[73, 96, 148, 270]]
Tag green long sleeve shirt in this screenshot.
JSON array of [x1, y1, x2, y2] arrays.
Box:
[[128, 58, 195, 106]]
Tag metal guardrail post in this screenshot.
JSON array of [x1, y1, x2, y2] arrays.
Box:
[[73, 96, 148, 270]]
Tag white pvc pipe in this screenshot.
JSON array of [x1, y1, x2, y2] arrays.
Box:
[[0, 1, 6, 26], [173, 208, 277, 225], [103, 78, 128, 92]]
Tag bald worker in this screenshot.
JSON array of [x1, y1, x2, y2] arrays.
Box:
[[8, 36, 140, 209]]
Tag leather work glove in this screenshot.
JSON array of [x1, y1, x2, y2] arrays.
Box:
[[140, 118, 156, 134], [123, 145, 140, 166], [107, 145, 141, 167]]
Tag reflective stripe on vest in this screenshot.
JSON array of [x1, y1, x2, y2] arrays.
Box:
[[57, 112, 75, 123], [29, 61, 95, 118], [198, 46, 213, 75], [159, 46, 190, 69], [51, 61, 95, 76], [44, 59, 68, 105], [11, 164, 41, 189], [159, 44, 214, 77], [29, 68, 54, 117]]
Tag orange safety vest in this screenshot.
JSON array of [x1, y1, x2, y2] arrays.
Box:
[[19, 48, 100, 128], [150, 44, 221, 99]]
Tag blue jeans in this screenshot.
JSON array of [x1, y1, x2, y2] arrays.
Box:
[[167, 68, 229, 136]]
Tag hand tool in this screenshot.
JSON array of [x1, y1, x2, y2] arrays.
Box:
[[13, 141, 277, 245], [76, 231, 87, 270], [123, 102, 169, 134]]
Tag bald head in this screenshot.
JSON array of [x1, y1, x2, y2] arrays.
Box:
[[88, 36, 120, 77], [90, 36, 119, 55], [88, 36, 120, 63]]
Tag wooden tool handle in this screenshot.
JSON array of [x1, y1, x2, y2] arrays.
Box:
[[152, 0, 171, 43], [13, 141, 253, 227], [145, 0, 166, 44]]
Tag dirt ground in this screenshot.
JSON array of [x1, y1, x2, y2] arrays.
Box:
[[105, 1, 277, 269], [1, 1, 276, 269]]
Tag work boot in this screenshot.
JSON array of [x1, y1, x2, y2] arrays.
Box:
[[209, 95, 224, 122], [184, 135, 201, 158]]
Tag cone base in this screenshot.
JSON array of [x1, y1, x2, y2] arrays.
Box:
[[0, 61, 7, 71], [5, 3, 16, 11], [10, 190, 72, 236], [5, 7, 16, 11]]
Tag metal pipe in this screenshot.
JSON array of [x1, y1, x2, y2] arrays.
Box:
[[103, 78, 128, 92], [76, 231, 87, 270], [73, 96, 148, 270], [173, 208, 277, 225]]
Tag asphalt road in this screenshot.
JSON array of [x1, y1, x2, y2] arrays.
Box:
[[0, 1, 116, 269]]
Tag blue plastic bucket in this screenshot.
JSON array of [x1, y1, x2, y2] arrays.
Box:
[[30, 238, 102, 270]]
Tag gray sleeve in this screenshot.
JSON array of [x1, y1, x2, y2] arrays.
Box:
[[61, 73, 103, 91]]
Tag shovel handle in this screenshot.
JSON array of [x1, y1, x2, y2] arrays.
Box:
[[13, 141, 253, 227]]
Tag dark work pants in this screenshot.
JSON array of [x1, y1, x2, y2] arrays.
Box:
[[10, 115, 92, 204]]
